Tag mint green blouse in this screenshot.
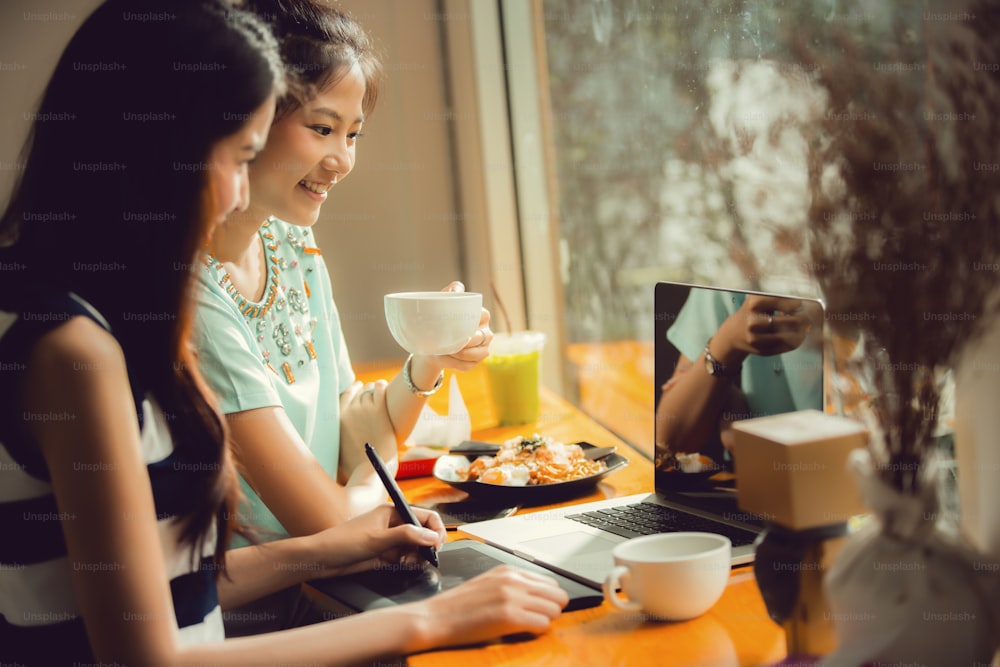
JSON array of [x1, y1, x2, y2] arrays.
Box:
[[194, 217, 355, 546]]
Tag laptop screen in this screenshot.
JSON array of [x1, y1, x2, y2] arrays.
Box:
[[653, 281, 825, 497]]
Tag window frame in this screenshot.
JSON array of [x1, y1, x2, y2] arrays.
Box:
[[444, 0, 569, 396]]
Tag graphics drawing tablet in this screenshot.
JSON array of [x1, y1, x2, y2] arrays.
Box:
[[308, 539, 603, 612]]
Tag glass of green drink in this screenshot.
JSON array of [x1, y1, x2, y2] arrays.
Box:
[[484, 331, 546, 426]]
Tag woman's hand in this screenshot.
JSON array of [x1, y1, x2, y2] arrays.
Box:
[[713, 294, 814, 365], [416, 281, 493, 375], [381, 280, 492, 456], [310, 504, 446, 576], [406, 565, 569, 652], [339, 379, 396, 475]]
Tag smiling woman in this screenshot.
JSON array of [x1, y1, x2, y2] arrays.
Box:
[[191, 0, 499, 636]]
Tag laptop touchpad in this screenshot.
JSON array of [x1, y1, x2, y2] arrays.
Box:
[[522, 531, 618, 567]]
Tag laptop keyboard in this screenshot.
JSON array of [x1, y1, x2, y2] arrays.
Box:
[[566, 502, 758, 547]]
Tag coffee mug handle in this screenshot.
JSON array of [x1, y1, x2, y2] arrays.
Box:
[[603, 565, 641, 611]]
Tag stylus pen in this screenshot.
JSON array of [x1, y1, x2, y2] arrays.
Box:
[[364, 443, 439, 568]]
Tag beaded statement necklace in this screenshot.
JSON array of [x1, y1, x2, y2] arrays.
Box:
[[203, 218, 323, 385]]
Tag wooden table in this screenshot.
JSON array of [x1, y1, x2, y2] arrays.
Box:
[[343, 361, 787, 666], [566, 340, 656, 459]]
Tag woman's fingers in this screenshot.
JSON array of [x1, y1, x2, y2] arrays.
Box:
[[429, 323, 493, 372], [484, 566, 569, 607], [409, 506, 446, 539], [338, 506, 444, 571], [343, 380, 363, 398], [375, 503, 443, 543], [466, 325, 493, 350], [479, 567, 569, 630], [354, 379, 388, 405], [454, 310, 492, 354], [386, 522, 441, 548], [745, 296, 805, 331], [409, 564, 570, 651]]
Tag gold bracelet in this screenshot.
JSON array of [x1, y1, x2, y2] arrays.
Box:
[[403, 354, 444, 396]]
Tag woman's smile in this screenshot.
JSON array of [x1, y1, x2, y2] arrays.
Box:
[[298, 179, 333, 200]]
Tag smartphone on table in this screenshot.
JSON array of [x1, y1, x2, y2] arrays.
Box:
[[418, 501, 519, 529]]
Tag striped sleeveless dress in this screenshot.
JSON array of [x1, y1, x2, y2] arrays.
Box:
[[0, 291, 223, 663]]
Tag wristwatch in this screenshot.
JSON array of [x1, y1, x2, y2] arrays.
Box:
[[703, 337, 741, 379]]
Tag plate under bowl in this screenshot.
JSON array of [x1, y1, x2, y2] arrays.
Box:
[[432, 442, 629, 505]]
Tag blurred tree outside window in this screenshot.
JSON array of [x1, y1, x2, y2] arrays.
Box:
[[530, 0, 924, 453]]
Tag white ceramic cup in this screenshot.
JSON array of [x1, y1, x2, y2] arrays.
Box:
[[602, 532, 732, 621], [384, 291, 482, 356]]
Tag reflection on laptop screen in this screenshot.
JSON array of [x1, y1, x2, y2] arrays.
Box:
[[654, 282, 825, 492]]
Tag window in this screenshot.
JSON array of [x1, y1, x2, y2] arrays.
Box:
[[500, 0, 930, 456]]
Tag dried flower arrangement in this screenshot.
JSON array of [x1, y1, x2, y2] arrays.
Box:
[[801, 2, 1000, 495], [790, 9, 1000, 664]]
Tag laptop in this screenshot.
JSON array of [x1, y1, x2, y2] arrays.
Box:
[[461, 281, 826, 589]]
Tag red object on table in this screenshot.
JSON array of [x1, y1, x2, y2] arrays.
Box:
[[395, 457, 438, 479]]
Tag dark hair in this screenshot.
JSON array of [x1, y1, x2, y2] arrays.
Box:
[[0, 0, 283, 569], [243, 0, 383, 118]]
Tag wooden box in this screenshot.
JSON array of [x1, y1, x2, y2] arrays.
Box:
[[730, 409, 869, 530]]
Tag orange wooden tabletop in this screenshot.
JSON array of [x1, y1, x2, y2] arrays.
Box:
[[348, 360, 787, 667]]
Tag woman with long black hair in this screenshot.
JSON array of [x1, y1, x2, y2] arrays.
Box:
[[0, 1, 566, 663]]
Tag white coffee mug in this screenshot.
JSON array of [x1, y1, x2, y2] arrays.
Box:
[[602, 532, 731, 621], [383, 291, 482, 356]]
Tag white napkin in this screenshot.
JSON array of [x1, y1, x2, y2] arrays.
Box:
[[403, 375, 471, 455]]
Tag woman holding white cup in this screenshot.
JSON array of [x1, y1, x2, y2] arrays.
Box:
[[193, 0, 495, 635], [193, 0, 493, 544]]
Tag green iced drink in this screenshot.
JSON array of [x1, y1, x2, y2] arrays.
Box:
[[485, 331, 545, 426]]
